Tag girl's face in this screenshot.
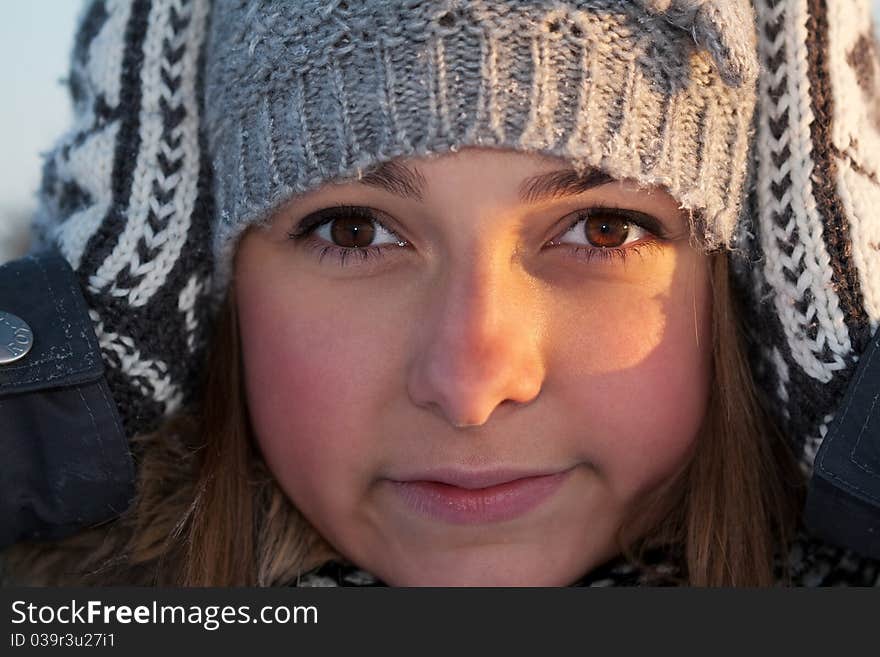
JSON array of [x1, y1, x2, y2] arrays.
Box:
[[234, 147, 712, 586]]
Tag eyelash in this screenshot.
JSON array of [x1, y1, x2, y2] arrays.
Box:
[[287, 204, 667, 268], [551, 209, 667, 265], [287, 205, 401, 267]]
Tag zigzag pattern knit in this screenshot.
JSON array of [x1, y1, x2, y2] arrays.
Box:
[[31, 0, 214, 437], [735, 0, 880, 471], [18, 0, 880, 588]]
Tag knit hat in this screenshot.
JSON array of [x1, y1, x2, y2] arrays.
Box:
[[733, 0, 880, 471], [28, 0, 880, 482], [32, 0, 215, 433], [206, 0, 758, 299]]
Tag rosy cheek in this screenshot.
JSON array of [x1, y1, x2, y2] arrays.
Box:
[[611, 342, 709, 494], [235, 281, 378, 514]]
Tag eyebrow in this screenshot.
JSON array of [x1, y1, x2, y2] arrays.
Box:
[[358, 160, 615, 203], [518, 167, 615, 203], [359, 160, 427, 201]]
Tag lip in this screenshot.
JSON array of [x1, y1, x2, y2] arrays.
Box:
[[387, 467, 573, 525]]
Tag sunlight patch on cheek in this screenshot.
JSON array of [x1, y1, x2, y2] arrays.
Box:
[[559, 295, 669, 375], [561, 280, 710, 507], [551, 249, 680, 375]]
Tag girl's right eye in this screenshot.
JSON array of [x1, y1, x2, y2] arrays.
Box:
[[287, 205, 408, 268]]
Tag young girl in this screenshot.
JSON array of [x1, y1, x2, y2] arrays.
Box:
[[3, 0, 880, 586]]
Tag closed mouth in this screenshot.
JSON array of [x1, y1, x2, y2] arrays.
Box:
[[387, 467, 574, 525]]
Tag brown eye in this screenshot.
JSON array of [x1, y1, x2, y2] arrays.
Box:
[[584, 214, 630, 248], [549, 208, 658, 255], [290, 205, 408, 260], [330, 215, 376, 248]]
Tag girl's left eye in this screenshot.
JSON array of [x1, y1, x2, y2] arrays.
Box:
[[551, 208, 652, 249], [545, 207, 667, 264]]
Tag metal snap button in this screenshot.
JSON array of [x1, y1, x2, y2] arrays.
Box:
[[0, 310, 34, 365]]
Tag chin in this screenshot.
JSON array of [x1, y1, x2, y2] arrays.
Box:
[[367, 546, 596, 587]]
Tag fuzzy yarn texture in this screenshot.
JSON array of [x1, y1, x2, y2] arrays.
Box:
[[26, 0, 880, 496], [206, 0, 758, 302], [31, 0, 214, 435], [734, 0, 880, 472]]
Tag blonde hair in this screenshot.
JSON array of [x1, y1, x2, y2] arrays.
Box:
[[2, 253, 804, 587]]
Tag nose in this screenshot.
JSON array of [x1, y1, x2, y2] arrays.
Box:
[[407, 249, 546, 428]]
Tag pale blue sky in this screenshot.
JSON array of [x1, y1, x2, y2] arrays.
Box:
[[1, 2, 879, 228], [0, 2, 80, 217]]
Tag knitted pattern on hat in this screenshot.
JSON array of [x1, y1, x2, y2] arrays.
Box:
[[206, 0, 758, 301], [30, 0, 214, 437], [731, 0, 880, 472]]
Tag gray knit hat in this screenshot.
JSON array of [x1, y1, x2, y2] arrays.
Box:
[[206, 0, 759, 298], [28, 0, 880, 485]]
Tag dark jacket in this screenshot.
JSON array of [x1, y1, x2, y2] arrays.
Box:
[[0, 250, 133, 548]]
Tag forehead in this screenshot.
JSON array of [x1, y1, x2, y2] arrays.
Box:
[[358, 148, 613, 204], [298, 147, 685, 217]]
